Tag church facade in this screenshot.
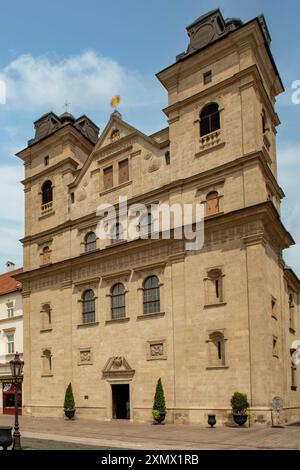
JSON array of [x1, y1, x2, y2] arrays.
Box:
[[15, 9, 300, 425]]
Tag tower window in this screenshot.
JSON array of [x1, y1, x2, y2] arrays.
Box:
[[41, 180, 53, 205], [200, 103, 220, 137], [203, 71, 212, 85]]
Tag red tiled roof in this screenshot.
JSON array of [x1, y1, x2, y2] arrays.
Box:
[[0, 268, 23, 296]]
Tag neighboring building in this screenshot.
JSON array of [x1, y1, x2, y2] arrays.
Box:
[[15, 9, 300, 425], [0, 262, 23, 415]]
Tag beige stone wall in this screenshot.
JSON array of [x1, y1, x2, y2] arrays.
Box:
[[18, 15, 300, 426]]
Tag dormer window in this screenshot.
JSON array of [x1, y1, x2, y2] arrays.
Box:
[[200, 103, 220, 137], [42, 180, 53, 205], [110, 129, 120, 142]]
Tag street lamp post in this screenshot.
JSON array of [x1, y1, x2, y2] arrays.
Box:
[[9, 352, 24, 451]]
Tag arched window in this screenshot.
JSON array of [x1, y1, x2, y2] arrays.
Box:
[[85, 232, 96, 252], [111, 223, 124, 244], [205, 268, 223, 305], [143, 275, 160, 314], [208, 332, 226, 366], [111, 283, 126, 319], [42, 246, 51, 265], [82, 290, 96, 324], [200, 103, 220, 137], [41, 303, 51, 330], [140, 212, 154, 238], [42, 180, 53, 205], [206, 191, 219, 216], [42, 349, 52, 375]]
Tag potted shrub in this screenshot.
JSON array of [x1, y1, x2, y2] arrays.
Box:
[[64, 383, 76, 419], [152, 378, 166, 424], [231, 392, 250, 426]]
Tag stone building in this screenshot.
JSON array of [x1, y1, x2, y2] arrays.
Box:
[[15, 9, 300, 425], [0, 262, 23, 415]]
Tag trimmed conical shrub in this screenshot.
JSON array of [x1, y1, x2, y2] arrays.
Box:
[[64, 383, 75, 410], [152, 378, 166, 414]]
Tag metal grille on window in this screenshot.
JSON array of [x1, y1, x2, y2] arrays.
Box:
[[82, 290, 96, 324], [143, 276, 160, 314], [111, 283, 126, 319]]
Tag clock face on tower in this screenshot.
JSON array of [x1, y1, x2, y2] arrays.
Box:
[[190, 23, 215, 50]]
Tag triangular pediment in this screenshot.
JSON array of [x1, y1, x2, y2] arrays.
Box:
[[71, 111, 160, 189], [102, 356, 135, 379]]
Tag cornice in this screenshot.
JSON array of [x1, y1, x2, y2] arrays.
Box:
[[21, 157, 79, 187], [20, 150, 284, 245]]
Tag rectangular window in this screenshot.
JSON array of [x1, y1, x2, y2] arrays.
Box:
[[7, 302, 14, 318], [7, 334, 14, 354], [118, 159, 129, 185], [44, 156, 49, 166], [103, 166, 113, 190], [203, 71, 212, 85]]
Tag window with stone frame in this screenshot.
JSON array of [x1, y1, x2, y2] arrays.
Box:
[[82, 289, 96, 324], [110, 222, 124, 244], [41, 246, 51, 265], [272, 336, 279, 358], [41, 180, 53, 205], [205, 191, 220, 216], [207, 331, 226, 367], [200, 103, 220, 137], [42, 349, 52, 375], [111, 283, 126, 319], [139, 211, 154, 238], [6, 301, 14, 318], [289, 291, 296, 332], [7, 333, 14, 354], [103, 165, 113, 190], [143, 275, 160, 314], [204, 268, 224, 306], [84, 231, 97, 252], [41, 303, 51, 331], [290, 349, 297, 390], [118, 159, 129, 185]]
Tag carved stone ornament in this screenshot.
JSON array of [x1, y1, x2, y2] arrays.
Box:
[[102, 356, 135, 379], [144, 152, 161, 173], [150, 343, 164, 357], [80, 350, 91, 362]]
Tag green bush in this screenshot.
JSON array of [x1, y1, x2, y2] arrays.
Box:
[[152, 378, 166, 414], [64, 383, 75, 410], [230, 392, 249, 412]]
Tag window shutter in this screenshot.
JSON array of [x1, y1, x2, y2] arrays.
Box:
[[104, 166, 113, 190], [118, 159, 129, 184]]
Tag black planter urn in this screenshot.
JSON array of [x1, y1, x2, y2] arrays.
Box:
[[64, 409, 75, 420], [208, 414, 216, 428], [0, 426, 13, 451], [154, 411, 166, 424], [233, 413, 248, 426]]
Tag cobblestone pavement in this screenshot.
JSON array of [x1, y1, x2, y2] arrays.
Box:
[[1, 415, 300, 450]]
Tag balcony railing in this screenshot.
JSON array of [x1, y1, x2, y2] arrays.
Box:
[[41, 202, 53, 216], [199, 130, 223, 152]]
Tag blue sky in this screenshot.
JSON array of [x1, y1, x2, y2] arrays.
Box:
[[0, 0, 299, 274]]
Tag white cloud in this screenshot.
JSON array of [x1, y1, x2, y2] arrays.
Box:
[[0, 165, 23, 222], [0, 51, 163, 113]]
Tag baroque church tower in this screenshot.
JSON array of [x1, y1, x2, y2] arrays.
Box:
[[16, 10, 300, 425]]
